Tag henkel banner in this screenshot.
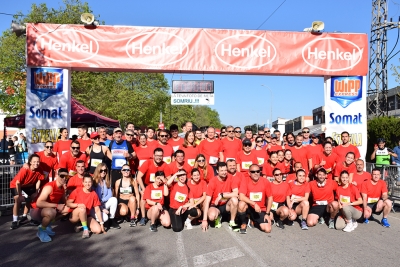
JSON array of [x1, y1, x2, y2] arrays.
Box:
[[26, 67, 71, 153], [324, 76, 367, 160], [26, 23, 368, 76]]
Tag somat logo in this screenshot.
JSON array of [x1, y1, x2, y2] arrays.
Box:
[[30, 68, 63, 101], [302, 37, 363, 72], [35, 29, 99, 63], [214, 34, 277, 68], [330, 76, 363, 108], [125, 32, 189, 66]]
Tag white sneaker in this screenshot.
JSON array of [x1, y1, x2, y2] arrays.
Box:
[[352, 220, 358, 229], [343, 222, 354, 232], [185, 219, 193, 230]]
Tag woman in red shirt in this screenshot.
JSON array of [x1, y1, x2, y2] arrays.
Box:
[[269, 168, 292, 229], [186, 168, 207, 229], [178, 131, 199, 167], [288, 169, 310, 230], [53, 128, 72, 160], [334, 170, 363, 232], [313, 141, 338, 180], [66, 175, 105, 238], [135, 134, 154, 168], [193, 154, 214, 183], [252, 136, 269, 170], [262, 151, 282, 182], [281, 150, 295, 178], [333, 152, 356, 183]]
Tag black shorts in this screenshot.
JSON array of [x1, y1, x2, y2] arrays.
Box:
[[11, 186, 36, 197], [292, 202, 300, 211], [118, 198, 129, 205], [211, 203, 229, 217], [309, 205, 328, 218], [247, 206, 268, 225], [367, 202, 383, 215], [271, 202, 286, 215]]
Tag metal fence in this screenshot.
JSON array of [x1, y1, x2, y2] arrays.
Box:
[[365, 163, 400, 202], [0, 164, 22, 216]]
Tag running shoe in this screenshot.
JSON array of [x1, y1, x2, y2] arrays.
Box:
[[301, 220, 308, 230], [150, 224, 158, 232], [276, 219, 285, 229], [110, 218, 121, 229], [214, 215, 222, 229], [19, 216, 28, 224], [228, 220, 239, 230], [10, 221, 18, 230], [318, 217, 325, 225], [130, 218, 137, 227], [74, 225, 83, 233], [37, 228, 52, 243], [287, 220, 294, 226], [328, 219, 335, 229], [363, 218, 369, 224], [185, 219, 193, 230], [247, 219, 253, 229], [139, 217, 148, 226], [239, 224, 247, 234], [342, 222, 354, 232], [381, 218, 391, 228], [82, 229, 90, 239], [45, 225, 55, 236], [28, 220, 40, 226], [352, 220, 358, 229]]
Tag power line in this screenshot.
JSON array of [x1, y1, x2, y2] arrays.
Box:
[[0, 12, 24, 17], [256, 0, 287, 30]]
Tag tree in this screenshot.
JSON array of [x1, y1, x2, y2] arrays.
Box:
[[244, 124, 264, 133], [192, 106, 222, 128]]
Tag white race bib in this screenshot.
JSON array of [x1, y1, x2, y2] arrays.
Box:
[[209, 156, 218, 164], [187, 159, 195, 167], [149, 173, 156, 182], [91, 159, 102, 167], [316, 200, 328, 205], [163, 156, 171, 164], [69, 170, 76, 176], [326, 168, 332, 173], [267, 177, 274, 182], [120, 187, 132, 194], [139, 160, 146, 167], [339, 195, 351, 203], [151, 190, 162, 200], [115, 159, 126, 168], [174, 192, 187, 203], [257, 157, 265, 165], [194, 197, 201, 204], [291, 194, 301, 201], [367, 197, 379, 204], [173, 146, 179, 152], [241, 161, 252, 170], [249, 192, 262, 202], [271, 201, 279, 211]]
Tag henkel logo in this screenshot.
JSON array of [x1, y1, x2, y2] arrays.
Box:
[[125, 32, 189, 66], [215, 34, 276, 68], [330, 76, 363, 108], [35, 29, 99, 63], [302, 37, 363, 72], [30, 68, 63, 101]]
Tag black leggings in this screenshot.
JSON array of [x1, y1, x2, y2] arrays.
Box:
[[169, 208, 188, 232]]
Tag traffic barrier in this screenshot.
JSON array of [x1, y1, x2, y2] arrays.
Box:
[[0, 165, 22, 216]]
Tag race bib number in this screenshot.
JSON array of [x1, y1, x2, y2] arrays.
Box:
[[149, 173, 156, 182], [257, 157, 264, 165], [367, 197, 379, 204], [187, 159, 195, 167], [249, 192, 262, 202], [271, 202, 279, 211], [91, 159, 102, 167], [291, 194, 301, 201], [175, 192, 187, 203], [139, 160, 146, 167], [267, 177, 274, 182], [325, 168, 332, 173], [194, 197, 201, 204], [115, 159, 126, 168], [209, 156, 218, 164], [316, 200, 328, 205], [340, 195, 351, 203], [151, 190, 162, 200], [242, 161, 252, 170], [120, 187, 132, 194], [173, 146, 179, 152], [69, 170, 76, 176], [163, 156, 171, 164], [112, 149, 125, 156]]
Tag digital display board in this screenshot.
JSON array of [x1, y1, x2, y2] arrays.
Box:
[[172, 80, 214, 93]]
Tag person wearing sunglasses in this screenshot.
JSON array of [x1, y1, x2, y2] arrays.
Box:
[[237, 164, 273, 234], [253, 136, 269, 172], [179, 131, 199, 167], [58, 140, 87, 177], [313, 141, 338, 181], [288, 169, 310, 230], [263, 127, 271, 145], [269, 168, 292, 229], [262, 151, 282, 182], [67, 174, 106, 238], [193, 154, 214, 183], [137, 148, 172, 226], [66, 160, 86, 195], [301, 127, 311, 145], [92, 163, 120, 229], [30, 168, 70, 242], [186, 168, 207, 229], [236, 139, 258, 180], [86, 132, 112, 175], [115, 164, 140, 227], [35, 140, 58, 187], [198, 127, 224, 175], [266, 134, 285, 155], [143, 171, 171, 232], [234, 127, 242, 140], [53, 128, 72, 160], [221, 125, 243, 163], [156, 129, 174, 164]]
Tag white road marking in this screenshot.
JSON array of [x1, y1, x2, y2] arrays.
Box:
[[176, 232, 188, 267], [193, 246, 244, 267], [224, 225, 269, 267]]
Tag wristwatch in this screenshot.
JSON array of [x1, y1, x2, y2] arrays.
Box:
[[220, 193, 224, 198], [100, 222, 104, 225]]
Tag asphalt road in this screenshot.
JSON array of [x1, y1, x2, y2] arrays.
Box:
[[1, 206, 400, 267]]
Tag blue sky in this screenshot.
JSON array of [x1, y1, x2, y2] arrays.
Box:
[[2, 0, 400, 129]]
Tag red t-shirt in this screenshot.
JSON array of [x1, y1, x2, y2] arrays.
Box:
[[221, 138, 242, 161], [334, 144, 361, 161], [169, 162, 192, 179], [286, 173, 296, 183], [178, 145, 199, 167], [361, 180, 388, 200], [267, 144, 285, 154], [335, 184, 362, 211], [146, 139, 158, 148], [313, 152, 338, 180], [353, 172, 372, 191], [270, 182, 291, 203], [78, 139, 92, 153], [333, 161, 356, 178], [138, 160, 172, 186], [68, 188, 101, 214], [307, 144, 323, 164], [288, 146, 310, 172], [135, 145, 154, 168], [309, 179, 338, 206], [188, 180, 207, 201], [53, 139, 72, 158], [197, 165, 215, 183], [261, 162, 283, 178], [198, 139, 222, 165], [277, 161, 291, 174], [228, 171, 245, 190], [35, 151, 58, 179], [206, 176, 234, 205], [58, 152, 87, 176], [168, 138, 184, 152], [156, 142, 174, 164], [289, 181, 310, 198], [169, 182, 189, 209], [252, 148, 269, 166], [239, 177, 272, 211], [67, 174, 83, 192], [143, 183, 165, 209], [10, 167, 44, 188], [31, 180, 65, 209], [236, 151, 258, 179]]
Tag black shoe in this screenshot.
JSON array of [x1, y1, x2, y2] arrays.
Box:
[[116, 217, 124, 224], [28, 220, 40, 226], [287, 220, 294, 226], [276, 220, 285, 229], [239, 224, 247, 234], [150, 224, 158, 232], [110, 218, 121, 229], [130, 219, 137, 227], [19, 216, 28, 224], [10, 221, 18, 230]]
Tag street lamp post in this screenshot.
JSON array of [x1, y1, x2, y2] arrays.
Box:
[[261, 84, 273, 128]]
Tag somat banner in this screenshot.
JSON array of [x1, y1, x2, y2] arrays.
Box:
[[324, 76, 367, 160], [26, 23, 368, 76]]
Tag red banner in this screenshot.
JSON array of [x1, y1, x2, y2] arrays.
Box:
[[26, 23, 368, 76]]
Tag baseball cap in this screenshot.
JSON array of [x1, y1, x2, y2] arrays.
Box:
[[58, 168, 69, 176], [271, 134, 278, 139], [113, 127, 123, 133], [242, 139, 252, 145], [311, 133, 319, 138], [106, 128, 113, 135], [90, 132, 99, 139]]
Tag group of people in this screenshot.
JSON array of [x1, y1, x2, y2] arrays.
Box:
[[6, 132, 27, 165], [8, 122, 393, 243]]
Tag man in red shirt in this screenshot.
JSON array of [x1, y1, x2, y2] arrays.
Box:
[[288, 135, 311, 174], [353, 159, 371, 191], [77, 124, 92, 153], [307, 168, 339, 229], [156, 129, 174, 164], [361, 168, 392, 227], [198, 127, 224, 175], [266, 134, 284, 154], [221, 125, 242, 162], [35, 141, 58, 184], [146, 127, 157, 147], [66, 160, 85, 194], [201, 162, 239, 232], [226, 159, 244, 193], [243, 128, 253, 142], [234, 127, 242, 140], [168, 124, 184, 152], [236, 139, 258, 179], [169, 150, 192, 178], [334, 131, 361, 161], [58, 141, 87, 177]]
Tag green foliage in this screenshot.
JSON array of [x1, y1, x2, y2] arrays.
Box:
[[244, 124, 264, 133], [367, 116, 400, 161], [192, 106, 222, 128]]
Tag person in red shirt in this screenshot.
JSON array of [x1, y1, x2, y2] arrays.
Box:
[[361, 168, 392, 227], [10, 154, 44, 229], [137, 147, 172, 226], [143, 171, 171, 232], [266, 134, 285, 154], [236, 139, 258, 179], [35, 141, 58, 185], [58, 140, 88, 177], [307, 134, 323, 173], [262, 151, 282, 181], [237, 164, 273, 234], [313, 141, 338, 180], [186, 168, 207, 229], [198, 127, 224, 175], [243, 128, 254, 143], [288, 169, 310, 230], [53, 128, 72, 160], [31, 168, 70, 242], [280, 150, 295, 177], [201, 162, 239, 232], [168, 124, 184, 153], [221, 125, 242, 162], [334, 131, 361, 161], [269, 168, 292, 229], [66, 175, 106, 238], [135, 134, 154, 168], [66, 160, 86, 194], [169, 150, 192, 179], [193, 154, 214, 183], [333, 152, 356, 183], [227, 159, 245, 191], [353, 159, 371, 191], [253, 136, 269, 170], [77, 124, 92, 153], [286, 162, 303, 183], [288, 135, 311, 174], [179, 131, 199, 167], [146, 127, 158, 148], [156, 129, 174, 164], [334, 171, 363, 232], [307, 168, 339, 229]]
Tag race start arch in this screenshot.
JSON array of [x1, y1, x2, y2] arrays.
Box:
[[25, 23, 368, 158]]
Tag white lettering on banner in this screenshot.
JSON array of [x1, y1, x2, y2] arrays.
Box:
[[131, 42, 185, 55], [39, 38, 93, 53], [307, 48, 358, 61], [220, 44, 270, 58]]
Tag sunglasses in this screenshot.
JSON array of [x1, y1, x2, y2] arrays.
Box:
[[100, 169, 107, 173], [234, 131, 241, 133], [160, 135, 168, 137], [265, 130, 270, 133], [274, 173, 283, 176], [227, 130, 234, 133], [197, 159, 205, 162], [71, 147, 80, 150], [256, 140, 263, 143], [45, 146, 53, 149], [221, 134, 227, 137], [59, 175, 67, 179], [302, 131, 310, 133], [249, 170, 261, 173], [243, 144, 252, 147], [121, 169, 131, 172], [126, 134, 134, 137]]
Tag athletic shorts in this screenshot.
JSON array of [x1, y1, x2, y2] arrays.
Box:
[[271, 202, 286, 215], [367, 202, 383, 215], [11, 187, 36, 197], [292, 202, 300, 211], [247, 206, 268, 225], [118, 198, 129, 205], [309, 205, 328, 218], [211, 203, 228, 217]]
